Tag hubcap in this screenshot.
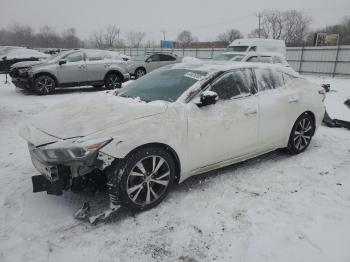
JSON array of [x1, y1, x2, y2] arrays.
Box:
[[37, 78, 53, 94], [107, 75, 121, 89], [126, 155, 170, 206], [293, 118, 312, 151], [136, 70, 145, 78]]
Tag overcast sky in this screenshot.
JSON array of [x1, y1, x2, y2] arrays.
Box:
[[1, 0, 350, 42]]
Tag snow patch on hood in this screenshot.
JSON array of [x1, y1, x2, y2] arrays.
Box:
[[29, 92, 167, 139]]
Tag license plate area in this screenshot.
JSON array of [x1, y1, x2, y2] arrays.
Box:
[[31, 155, 59, 181]]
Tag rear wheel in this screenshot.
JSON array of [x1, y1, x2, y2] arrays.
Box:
[[135, 68, 146, 79], [110, 147, 175, 212], [105, 73, 122, 89], [287, 113, 315, 154], [34, 75, 56, 95]]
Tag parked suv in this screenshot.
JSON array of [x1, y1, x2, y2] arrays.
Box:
[[126, 52, 180, 78], [9, 49, 130, 95]]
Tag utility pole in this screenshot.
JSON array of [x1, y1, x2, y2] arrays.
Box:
[[257, 12, 262, 38], [161, 30, 166, 41]]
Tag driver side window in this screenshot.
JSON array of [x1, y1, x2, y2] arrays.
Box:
[[211, 69, 254, 100], [65, 52, 84, 63]]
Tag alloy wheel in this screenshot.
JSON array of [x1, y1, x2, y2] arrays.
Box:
[[293, 118, 313, 151], [106, 74, 121, 89], [126, 155, 171, 206], [36, 77, 54, 94]]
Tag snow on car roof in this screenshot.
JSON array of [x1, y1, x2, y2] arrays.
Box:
[[169, 59, 298, 76], [3, 48, 49, 59]]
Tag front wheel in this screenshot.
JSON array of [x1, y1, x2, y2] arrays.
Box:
[[134, 68, 146, 79], [287, 113, 315, 154], [34, 75, 56, 95], [105, 73, 122, 90], [110, 147, 175, 212]]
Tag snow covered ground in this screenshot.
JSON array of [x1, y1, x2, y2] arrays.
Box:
[[0, 74, 349, 262]]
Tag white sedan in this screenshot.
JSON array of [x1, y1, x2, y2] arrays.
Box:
[[20, 61, 325, 213]]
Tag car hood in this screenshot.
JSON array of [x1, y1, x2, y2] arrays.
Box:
[[27, 93, 168, 141], [11, 60, 44, 68]]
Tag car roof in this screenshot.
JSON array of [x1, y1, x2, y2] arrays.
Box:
[[221, 51, 285, 57], [167, 59, 297, 76]]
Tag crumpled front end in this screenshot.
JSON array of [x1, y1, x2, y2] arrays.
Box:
[[21, 125, 115, 195]]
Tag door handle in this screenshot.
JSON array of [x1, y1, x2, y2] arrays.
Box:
[[288, 96, 299, 103], [244, 108, 257, 115], [104, 64, 111, 67], [78, 65, 86, 69]]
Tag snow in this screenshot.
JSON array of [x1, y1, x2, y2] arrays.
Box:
[[1, 48, 49, 60], [0, 74, 350, 262]]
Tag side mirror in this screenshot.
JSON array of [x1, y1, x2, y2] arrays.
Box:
[[146, 58, 152, 62], [58, 59, 67, 65], [197, 90, 218, 107]]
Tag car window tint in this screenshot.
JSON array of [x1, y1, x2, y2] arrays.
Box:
[[160, 54, 176, 61], [260, 56, 273, 63], [247, 56, 258, 62], [211, 70, 253, 100], [272, 56, 284, 64], [255, 68, 284, 91], [66, 52, 83, 62], [149, 54, 160, 62], [86, 50, 104, 61]]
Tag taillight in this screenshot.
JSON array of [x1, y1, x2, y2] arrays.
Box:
[[318, 89, 326, 101]]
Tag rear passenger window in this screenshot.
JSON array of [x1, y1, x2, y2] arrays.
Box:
[[211, 69, 254, 100], [255, 68, 284, 91], [160, 54, 176, 61], [86, 50, 104, 61], [260, 56, 273, 63]]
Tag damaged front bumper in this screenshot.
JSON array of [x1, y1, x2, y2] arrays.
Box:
[[28, 142, 115, 195]]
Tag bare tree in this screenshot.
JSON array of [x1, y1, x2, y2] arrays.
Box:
[[126, 31, 146, 48], [282, 10, 312, 44], [8, 23, 34, 47], [91, 29, 105, 48], [104, 25, 120, 48], [176, 30, 195, 47], [36, 25, 61, 48], [217, 29, 243, 44], [261, 10, 284, 39], [248, 28, 268, 38], [62, 28, 82, 48]]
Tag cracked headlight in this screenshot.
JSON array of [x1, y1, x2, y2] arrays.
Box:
[[34, 137, 113, 162], [18, 67, 32, 76]]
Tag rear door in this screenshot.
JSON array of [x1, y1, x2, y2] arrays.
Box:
[[57, 51, 86, 84], [145, 54, 161, 72], [254, 67, 290, 149], [159, 54, 177, 67], [84, 50, 106, 82]]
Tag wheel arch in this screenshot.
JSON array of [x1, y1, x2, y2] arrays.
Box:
[[302, 110, 316, 135], [104, 70, 124, 82], [33, 72, 58, 86], [123, 142, 181, 184]]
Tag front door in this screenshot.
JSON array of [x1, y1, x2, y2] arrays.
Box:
[[145, 54, 161, 72], [57, 51, 86, 84], [187, 69, 259, 172]]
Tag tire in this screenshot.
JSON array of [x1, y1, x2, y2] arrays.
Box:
[[34, 75, 56, 95], [110, 147, 176, 212], [135, 68, 146, 79], [287, 113, 315, 154], [105, 73, 122, 90]]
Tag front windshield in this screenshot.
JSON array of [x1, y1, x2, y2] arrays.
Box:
[[119, 69, 208, 102], [213, 53, 244, 61], [132, 54, 148, 61], [226, 46, 249, 52]]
